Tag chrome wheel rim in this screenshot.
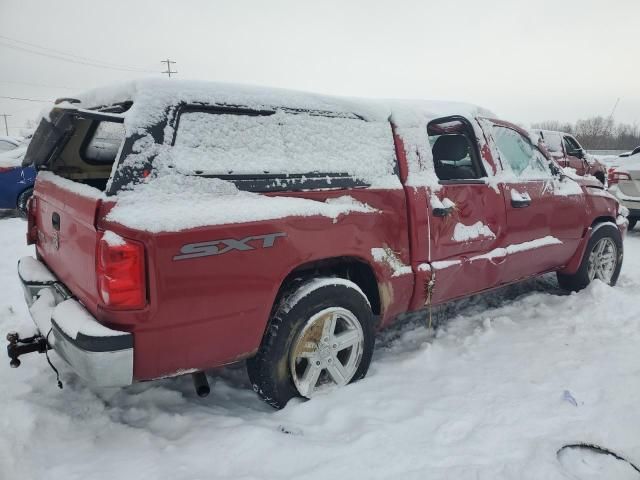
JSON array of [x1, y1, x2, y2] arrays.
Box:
[[588, 237, 617, 283], [290, 307, 364, 398]]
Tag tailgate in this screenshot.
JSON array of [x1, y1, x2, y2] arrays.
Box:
[[34, 173, 103, 316]]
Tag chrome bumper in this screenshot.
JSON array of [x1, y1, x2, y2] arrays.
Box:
[[18, 256, 133, 387]]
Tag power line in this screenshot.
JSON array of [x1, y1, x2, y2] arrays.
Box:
[[0, 95, 52, 103], [0, 40, 156, 73], [0, 34, 152, 70], [161, 58, 177, 77]]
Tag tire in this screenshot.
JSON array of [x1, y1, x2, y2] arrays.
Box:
[[247, 278, 375, 409], [557, 223, 623, 291], [16, 188, 33, 219], [629, 218, 637, 231]]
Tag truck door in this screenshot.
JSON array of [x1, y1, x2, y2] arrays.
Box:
[[487, 122, 585, 284], [425, 117, 507, 303]]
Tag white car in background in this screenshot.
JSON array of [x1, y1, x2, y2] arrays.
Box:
[[608, 153, 640, 230]]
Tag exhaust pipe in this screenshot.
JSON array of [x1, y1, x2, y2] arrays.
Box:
[[192, 371, 210, 397]]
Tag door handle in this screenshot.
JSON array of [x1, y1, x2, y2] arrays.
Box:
[[511, 198, 530, 208], [432, 206, 454, 217], [52, 212, 60, 231]]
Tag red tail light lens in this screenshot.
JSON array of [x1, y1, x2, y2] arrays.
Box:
[[97, 233, 146, 309], [608, 169, 631, 186], [0, 167, 15, 173]]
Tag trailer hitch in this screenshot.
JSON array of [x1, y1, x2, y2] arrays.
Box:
[[6, 331, 50, 368]]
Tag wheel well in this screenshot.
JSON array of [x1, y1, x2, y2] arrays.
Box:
[[274, 257, 381, 316], [591, 216, 616, 228]]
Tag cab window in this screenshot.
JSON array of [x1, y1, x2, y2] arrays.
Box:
[[427, 117, 485, 182]]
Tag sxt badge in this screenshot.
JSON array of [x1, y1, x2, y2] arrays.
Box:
[[173, 232, 286, 260]]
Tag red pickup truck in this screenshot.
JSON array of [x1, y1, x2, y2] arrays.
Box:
[[532, 129, 607, 184], [8, 80, 627, 408]]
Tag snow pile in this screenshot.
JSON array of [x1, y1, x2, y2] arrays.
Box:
[[452, 221, 496, 242], [52, 300, 127, 338], [554, 176, 584, 196], [18, 256, 56, 283], [106, 175, 378, 232], [37, 171, 105, 200], [2, 218, 640, 479], [0, 144, 28, 169], [510, 189, 531, 202], [101, 230, 126, 246]]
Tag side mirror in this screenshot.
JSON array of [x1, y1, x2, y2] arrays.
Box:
[[548, 160, 566, 179]]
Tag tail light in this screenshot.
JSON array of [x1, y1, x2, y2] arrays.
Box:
[[608, 169, 631, 186], [0, 167, 15, 173], [97, 232, 147, 309]]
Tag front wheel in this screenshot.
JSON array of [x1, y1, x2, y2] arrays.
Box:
[[557, 224, 623, 291], [247, 278, 374, 409]]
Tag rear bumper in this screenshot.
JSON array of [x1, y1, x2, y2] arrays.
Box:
[[18, 256, 133, 387], [609, 188, 640, 217]]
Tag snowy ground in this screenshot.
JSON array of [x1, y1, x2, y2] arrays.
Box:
[[1, 215, 640, 479]]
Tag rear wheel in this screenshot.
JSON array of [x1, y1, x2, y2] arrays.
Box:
[[16, 188, 33, 219], [247, 279, 374, 409], [557, 224, 623, 291]]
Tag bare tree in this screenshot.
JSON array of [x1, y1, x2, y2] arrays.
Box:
[[532, 116, 640, 150]]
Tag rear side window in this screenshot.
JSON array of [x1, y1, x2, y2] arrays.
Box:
[[83, 121, 125, 163], [170, 109, 396, 183], [492, 126, 551, 178]]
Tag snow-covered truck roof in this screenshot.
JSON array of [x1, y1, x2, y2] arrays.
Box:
[[59, 78, 495, 132]]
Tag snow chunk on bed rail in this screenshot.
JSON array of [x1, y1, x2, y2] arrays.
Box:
[[38, 171, 105, 200], [106, 175, 378, 232]]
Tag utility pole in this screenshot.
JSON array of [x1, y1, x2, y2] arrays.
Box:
[[1, 114, 10, 136], [161, 59, 177, 78]]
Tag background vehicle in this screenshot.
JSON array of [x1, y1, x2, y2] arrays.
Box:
[[620, 146, 640, 158], [608, 152, 640, 230], [8, 80, 626, 408], [533, 129, 607, 184], [0, 140, 35, 216]]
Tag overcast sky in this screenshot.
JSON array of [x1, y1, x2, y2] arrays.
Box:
[[1, 0, 639, 136]]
